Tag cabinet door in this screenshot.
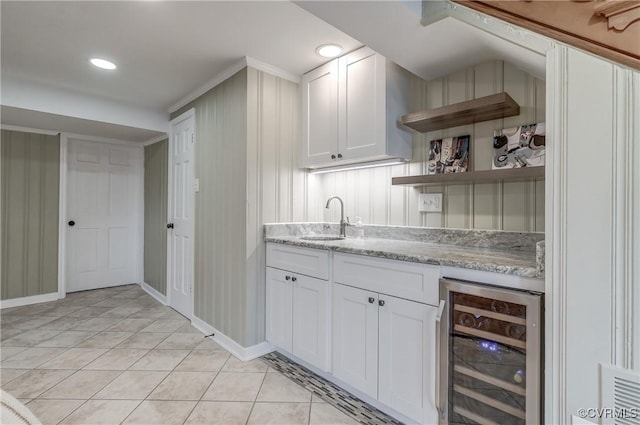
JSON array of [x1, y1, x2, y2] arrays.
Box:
[[332, 283, 378, 399], [266, 267, 293, 352], [338, 47, 386, 160], [292, 275, 329, 371], [378, 295, 438, 424], [301, 60, 339, 167]]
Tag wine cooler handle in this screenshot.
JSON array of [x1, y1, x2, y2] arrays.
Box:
[[435, 299, 446, 420]]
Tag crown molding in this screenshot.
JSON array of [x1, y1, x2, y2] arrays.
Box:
[[168, 56, 300, 114]]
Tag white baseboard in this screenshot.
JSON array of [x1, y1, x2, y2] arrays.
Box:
[[190, 315, 275, 361], [0, 292, 60, 309], [140, 282, 167, 305]]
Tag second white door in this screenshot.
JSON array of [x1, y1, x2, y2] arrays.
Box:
[[66, 138, 142, 292], [167, 109, 195, 318]]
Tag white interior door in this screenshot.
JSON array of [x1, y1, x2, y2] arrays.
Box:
[[66, 138, 142, 292], [167, 109, 195, 318]]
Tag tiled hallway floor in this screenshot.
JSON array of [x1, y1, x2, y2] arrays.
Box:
[[0, 285, 361, 425]]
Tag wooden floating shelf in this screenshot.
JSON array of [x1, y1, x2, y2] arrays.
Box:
[[401, 92, 520, 133], [391, 166, 544, 187]]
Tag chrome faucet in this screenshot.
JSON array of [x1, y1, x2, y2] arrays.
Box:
[[325, 196, 349, 238]]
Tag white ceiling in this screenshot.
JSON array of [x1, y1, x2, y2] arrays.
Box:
[[1, 1, 545, 142], [294, 1, 546, 81], [1, 1, 361, 112]]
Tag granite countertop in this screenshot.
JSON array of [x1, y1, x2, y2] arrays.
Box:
[[264, 224, 543, 278]]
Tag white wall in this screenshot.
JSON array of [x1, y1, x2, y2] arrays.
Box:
[[314, 60, 545, 231], [2, 76, 168, 133], [547, 44, 640, 422]]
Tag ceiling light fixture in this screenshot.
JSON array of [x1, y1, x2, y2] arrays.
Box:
[[90, 58, 117, 70], [316, 44, 343, 58]]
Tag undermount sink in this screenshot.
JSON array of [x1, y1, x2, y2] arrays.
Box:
[[299, 235, 345, 241]]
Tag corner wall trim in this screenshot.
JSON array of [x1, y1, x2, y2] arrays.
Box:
[[168, 56, 300, 114], [140, 282, 167, 305], [0, 292, 60, 309], [168, 59, 248, 113], [0, 125, 59, 136], [245, 57, 300, 83], [142, 134, 168, 146], [190, 315, 275, 361]]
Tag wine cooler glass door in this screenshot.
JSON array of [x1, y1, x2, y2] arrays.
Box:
[[438, 278, 542, 425]]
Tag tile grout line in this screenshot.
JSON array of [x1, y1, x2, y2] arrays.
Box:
[[242, 367, 268, 425]]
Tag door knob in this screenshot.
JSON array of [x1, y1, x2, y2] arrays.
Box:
[[331, 154, 336, 160], [337, 153, 343, 158], [378, 300, 385, 307], [167, 223, 174, 229], [291, 277, 297, 282], [285, 275, 291, 281], [68, 220, 75, 226], [368, 297, 375, 304]]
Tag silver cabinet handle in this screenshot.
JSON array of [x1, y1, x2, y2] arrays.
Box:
[[435, 299, 446, 419]]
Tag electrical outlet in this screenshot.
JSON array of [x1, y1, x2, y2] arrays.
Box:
[[194, 179, 200, 192], [418, 193, 443, 212]]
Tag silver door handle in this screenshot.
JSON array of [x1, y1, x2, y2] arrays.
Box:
[[435, 299, 446, 419]]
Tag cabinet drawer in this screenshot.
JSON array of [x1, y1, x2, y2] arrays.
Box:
[[333, 253, 439, 305], [266, 243, 329, 280]]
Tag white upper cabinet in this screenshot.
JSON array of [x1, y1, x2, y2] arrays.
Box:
[[301, 60, 339, 166], [300, 46, 413, 169]]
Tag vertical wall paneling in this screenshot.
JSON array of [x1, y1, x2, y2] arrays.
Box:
[[143, 140, 168, 295], [172, 69, 248, 346], [564, 48, 614, 419], [247, 68, 300, 344], [611, 66, 640, 371], [631, 71, 640, 372], [172, 66, 301, 347], [312, 61, 545, 231], [545, 42, 567, 425], [1, 130, 60, 300], [547, 45, 640, 424]]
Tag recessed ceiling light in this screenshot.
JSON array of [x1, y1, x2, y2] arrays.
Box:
[[90, 58, 117, 70], [316, 44, 343, 58]]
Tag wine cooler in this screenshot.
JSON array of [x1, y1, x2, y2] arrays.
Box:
[[437, 278, 543, 424]]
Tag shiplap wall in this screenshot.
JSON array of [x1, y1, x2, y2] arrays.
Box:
[[548, 45, 640, 421], [143, 140, 168, 296], [172, 67, 301, 347], [1, 130, 60, 300], [316, 60, 545, 231], [246, 67, 302, 345], [172, 68, 249, 346]]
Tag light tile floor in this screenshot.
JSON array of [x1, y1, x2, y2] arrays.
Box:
[[0, 285, 360, 425]]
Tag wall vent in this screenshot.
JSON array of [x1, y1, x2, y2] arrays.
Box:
[[601, 364, 640, 425]]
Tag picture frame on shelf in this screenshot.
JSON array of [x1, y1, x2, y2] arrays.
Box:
[[492, 122, 545, 169], [427, 135, 470, 175]]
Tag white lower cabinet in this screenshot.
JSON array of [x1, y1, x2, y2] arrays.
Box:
[[292, 273, 329, 369], [378, 294, 438, 424], [266, 244, 439, 424], [332, 283, 379, 399], [332, 283, 438, 424], [266, 267, 293, 352], [265, 266, 329, 371]]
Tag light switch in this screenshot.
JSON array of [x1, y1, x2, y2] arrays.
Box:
[[418, 193, 442, 212], [194, 179, 200, 192]]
